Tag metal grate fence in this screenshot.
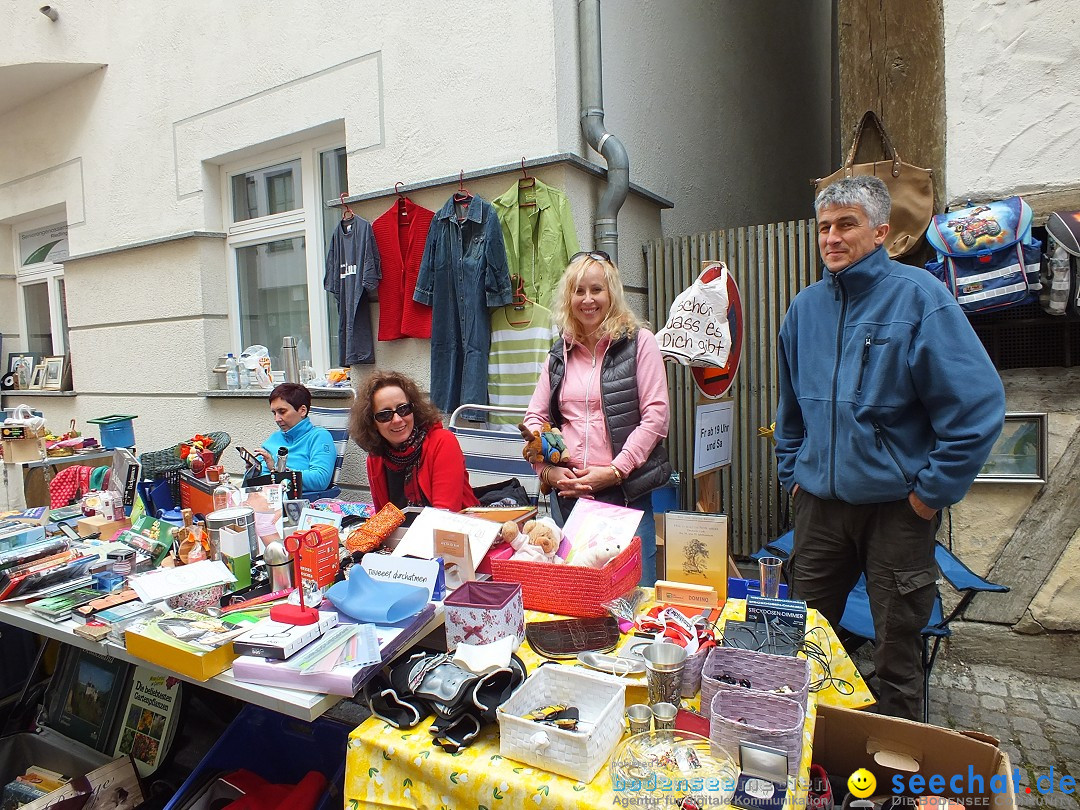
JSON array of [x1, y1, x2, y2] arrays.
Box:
[[643, 221, 819, 556]]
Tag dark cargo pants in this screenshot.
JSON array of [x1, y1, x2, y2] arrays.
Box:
[[790, 489, 939, 720]]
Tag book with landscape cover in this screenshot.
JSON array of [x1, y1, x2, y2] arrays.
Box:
[[45, 646, 132, 752], [112, 666, 183, 777]]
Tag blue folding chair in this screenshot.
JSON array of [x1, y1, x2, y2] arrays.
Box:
[[306, 405, 351, 500], [753, 530, 1009, 722]]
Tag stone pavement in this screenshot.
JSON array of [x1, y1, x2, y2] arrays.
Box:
[[894, 657, 1080, 809]]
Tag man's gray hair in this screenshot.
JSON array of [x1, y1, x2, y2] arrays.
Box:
[[814, 175, 892, 227]]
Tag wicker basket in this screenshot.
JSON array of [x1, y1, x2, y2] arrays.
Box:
[[490, 536, 641, 617], [680, 644, 710, 698], [139, 431, 231, 500], [700, 646, 810, 719], [498, 664, 625, 782], [709, 688, 805, 777]]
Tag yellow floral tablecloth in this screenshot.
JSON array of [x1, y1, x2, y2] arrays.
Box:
[[345, 599, 873, 809]]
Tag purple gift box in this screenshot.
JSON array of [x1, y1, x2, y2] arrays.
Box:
[[443, 581, 525, 651]]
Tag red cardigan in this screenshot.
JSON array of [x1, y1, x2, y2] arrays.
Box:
[[372, 197, 435, 340], [367, 422, 479, 511]]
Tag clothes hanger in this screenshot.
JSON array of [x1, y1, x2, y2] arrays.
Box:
[[395, 182, 409, 220], [339, 192, 355, 222], [518, 158, 536, 206], [453, 170, 473, 203], [505, 274, 534, 326]]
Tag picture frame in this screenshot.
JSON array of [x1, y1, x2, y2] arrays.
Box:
[[8, 353, 38, 390], [43, 355, 66, 390], [46, 645, 132, 752], [29, 363, 47, 390], [974, 412, 1048, 484]]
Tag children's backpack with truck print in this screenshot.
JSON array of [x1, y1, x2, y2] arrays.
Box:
[[925, 196, 1041, 314]]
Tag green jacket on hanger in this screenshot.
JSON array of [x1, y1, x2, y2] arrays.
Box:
[[492, 178, 579, 311]]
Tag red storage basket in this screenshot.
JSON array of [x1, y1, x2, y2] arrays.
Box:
[[490, 536, 641, 617]]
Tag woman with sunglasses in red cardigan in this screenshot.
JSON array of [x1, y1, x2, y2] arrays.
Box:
[[350, 370, 479, 511]]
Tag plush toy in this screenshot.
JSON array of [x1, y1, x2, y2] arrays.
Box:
[[517, 422, 570, 494], [573, 534, 628, 569], [502, 517, 564, 564]]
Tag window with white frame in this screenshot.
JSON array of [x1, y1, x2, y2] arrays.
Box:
[[223, 139, 348, 374], [15, 217, 70, 358]]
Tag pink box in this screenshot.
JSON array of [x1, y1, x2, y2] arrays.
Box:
[[443, 581, 524, 650], [475, 542, 515, 575]]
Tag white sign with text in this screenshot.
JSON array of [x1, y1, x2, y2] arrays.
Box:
[[694, 400, 734, 474]]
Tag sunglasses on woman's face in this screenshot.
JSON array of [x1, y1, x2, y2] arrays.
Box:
[[570, 250, 610, 263], [373, 402, 414, 423]]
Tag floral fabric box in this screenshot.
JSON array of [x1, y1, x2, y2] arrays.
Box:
[[443, 581, 524, 651]]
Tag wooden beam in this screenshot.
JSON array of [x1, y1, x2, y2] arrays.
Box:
[[838, 0, 946, 212], [967, 426, 1080, 625], [948, 185, 1080, 226]]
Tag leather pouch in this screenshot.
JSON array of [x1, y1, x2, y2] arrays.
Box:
[[525, 615, 621, 659]]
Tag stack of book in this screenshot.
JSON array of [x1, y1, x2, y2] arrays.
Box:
[[0, 765, 70, 806], [26, 587, 102, 622], [0, 542, 97, 601]]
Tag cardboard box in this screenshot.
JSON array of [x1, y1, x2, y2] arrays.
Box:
[[813, 704, 1016, 809], [76, 514, 131, 539], [125, 611, 239, 681], [1, 438, 47, 464]]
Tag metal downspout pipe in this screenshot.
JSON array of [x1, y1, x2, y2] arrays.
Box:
[[578, 0, 629, 265]]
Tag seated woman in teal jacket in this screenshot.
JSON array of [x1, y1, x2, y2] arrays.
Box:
[[253, 383, 336, 496]]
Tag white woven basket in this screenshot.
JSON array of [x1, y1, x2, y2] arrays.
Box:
[[497, 663, 626, 783]]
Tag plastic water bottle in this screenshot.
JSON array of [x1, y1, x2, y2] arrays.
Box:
[[225, 354, 239, 390]]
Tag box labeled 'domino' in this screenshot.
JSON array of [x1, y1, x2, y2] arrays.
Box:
[[443, 580, 524, 650]]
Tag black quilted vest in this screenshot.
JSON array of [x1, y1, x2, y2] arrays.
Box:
[[547, 332, 673, 504]]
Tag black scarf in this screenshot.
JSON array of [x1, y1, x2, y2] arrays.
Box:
[[384, 425, 428, 494]]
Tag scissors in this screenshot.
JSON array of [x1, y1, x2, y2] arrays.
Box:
[[282, 529, 322, 612]]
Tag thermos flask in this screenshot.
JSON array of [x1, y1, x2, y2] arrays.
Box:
[[282, 335, 301, 384]]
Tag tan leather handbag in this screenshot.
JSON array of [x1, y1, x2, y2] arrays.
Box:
[[814, 110, 934, 259]]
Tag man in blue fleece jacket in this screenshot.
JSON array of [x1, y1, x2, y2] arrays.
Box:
[[254, 383, 336, 496], [775, 175, 1005, 720]]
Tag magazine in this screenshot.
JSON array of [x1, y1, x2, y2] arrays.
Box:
[[112, 666, 182, 777], [19, 757, 144, 810]]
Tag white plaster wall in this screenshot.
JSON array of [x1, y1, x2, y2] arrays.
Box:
[[0, 1, 564, 254], [574, 0, 833, 236], [943, 0, 1080, 202]]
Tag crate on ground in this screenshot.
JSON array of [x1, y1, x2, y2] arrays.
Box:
[[164, 704, 350, 810]]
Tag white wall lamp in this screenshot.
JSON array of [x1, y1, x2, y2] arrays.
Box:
[[39, 5, 59, 21]]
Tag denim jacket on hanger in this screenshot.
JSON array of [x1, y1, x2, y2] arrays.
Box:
[[414, 194, 512, 414]]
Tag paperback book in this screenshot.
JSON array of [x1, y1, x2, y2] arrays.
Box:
[[112, 666, 182, 777], [27, 587, 103, 622]]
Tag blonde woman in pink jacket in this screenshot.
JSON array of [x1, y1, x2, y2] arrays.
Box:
[[524, 250, 672, 585]]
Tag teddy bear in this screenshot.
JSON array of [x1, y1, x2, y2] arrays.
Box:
[[517, 422, 569, 494], [572, 534, 628, 568], [500, 517, 565, 564]]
